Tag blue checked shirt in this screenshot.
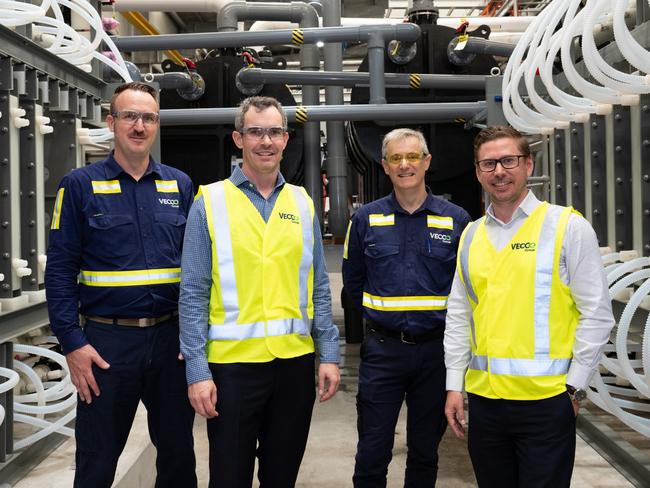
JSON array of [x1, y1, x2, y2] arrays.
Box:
[[180, 166, 340, 385]]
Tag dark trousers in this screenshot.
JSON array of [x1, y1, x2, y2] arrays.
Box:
[[467, 392, 576, 488], [74, 319, 197, 488], [206, 353, 316, 488], [353, 333, 447, 488]]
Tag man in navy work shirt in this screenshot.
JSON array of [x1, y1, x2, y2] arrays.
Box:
[[45, 82, 197, 488], [343, 128, 471, 487]]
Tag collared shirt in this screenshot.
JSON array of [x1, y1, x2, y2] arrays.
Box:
[[342, 190, 471, 338], [179, 165, 340, 385], [444, 190, 615, 391], [45, 152, 194, 353]]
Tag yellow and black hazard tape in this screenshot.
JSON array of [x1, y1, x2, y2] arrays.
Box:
[[295, 105, 308, 123], [409, 73, 422, 90], [291, 29, 305, 46]]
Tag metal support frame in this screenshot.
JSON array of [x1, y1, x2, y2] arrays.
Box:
[[569, 122, 586, 215], [589, 115, 608, 246], [612, 106, 633, 251], [0, 342, 14, 462], [641, 96, 650, 255], [551, 129, 567, 206]]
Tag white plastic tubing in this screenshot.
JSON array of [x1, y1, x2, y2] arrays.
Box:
[[0, 0, 133, 144], [502, 0, 650, 135], [11, 344, 76, 450], [587, 252, 650, 437]]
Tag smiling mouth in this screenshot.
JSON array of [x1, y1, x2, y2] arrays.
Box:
[[398, 172, 415, 177]]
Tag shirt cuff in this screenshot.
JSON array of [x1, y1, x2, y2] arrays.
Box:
[[185, 355, 213, 386], [58, 327, 88, 355], [316, 339, 341, 364], [446, 368, 466, 391], [567, 361, 596, 390]]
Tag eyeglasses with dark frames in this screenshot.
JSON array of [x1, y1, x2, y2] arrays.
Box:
[[239, 126, 286, 140], [111, 110, 160, 125], [475, 154, 527, 173]]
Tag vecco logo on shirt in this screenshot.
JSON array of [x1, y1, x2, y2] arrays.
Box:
[[511, 241, 537, 251], [158, 198, 179, 208], [429, 232, 451, 243], [279, 212, 300, 224]]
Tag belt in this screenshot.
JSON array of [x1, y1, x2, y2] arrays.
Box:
[[366, 321, 443, 345], [84, 311, 178, 328]]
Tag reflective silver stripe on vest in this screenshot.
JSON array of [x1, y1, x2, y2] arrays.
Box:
[[533, 205, 564, 357], [489, 357, 571, 376], [459, 218, 482, 305], [289, 185, 313, 325], [459, 218, 482, 348], [469, 354, 487, 371], [209, 182, 239, 325], [208, 317, 310, 340]]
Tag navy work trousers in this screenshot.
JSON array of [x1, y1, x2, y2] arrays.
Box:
[[206, 353, 316, 488], [467, 392, 576, 488], [74, 319, 197, 488], [353, 332, 447, 488]]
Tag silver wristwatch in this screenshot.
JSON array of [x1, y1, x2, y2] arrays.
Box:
[[566, 384, 587, 402]]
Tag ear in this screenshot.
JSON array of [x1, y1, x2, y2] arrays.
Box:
[[423, 153, 432, 172], [232, 130, 243, 149], [381, 160, 390, 175], [107, 114, 115, 133], [525, 155, 534, 177]]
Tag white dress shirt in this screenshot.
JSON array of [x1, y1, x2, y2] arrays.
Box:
[[444, 190, 615, 392]]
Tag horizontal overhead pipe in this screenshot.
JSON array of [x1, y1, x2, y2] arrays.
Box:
[[218, 2, 318, 31], [460, 37, 517, 57], [236, 68, 489, 90], [159, 102, 487, 125], [112, 23, 421, 51]]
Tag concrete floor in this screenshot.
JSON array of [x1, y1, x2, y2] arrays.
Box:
[[9, 246, 638, 487]]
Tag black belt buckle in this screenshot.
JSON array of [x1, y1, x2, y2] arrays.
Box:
[[400, 330, 416, 345]]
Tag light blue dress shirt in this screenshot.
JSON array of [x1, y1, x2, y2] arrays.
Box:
[[180, 165, 340, 385]]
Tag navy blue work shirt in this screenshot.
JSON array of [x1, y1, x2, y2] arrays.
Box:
[[342, 190, 471, 337], [44, 152, 194, 353]]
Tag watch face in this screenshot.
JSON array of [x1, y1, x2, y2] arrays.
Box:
[[574, 389, 587, 401]]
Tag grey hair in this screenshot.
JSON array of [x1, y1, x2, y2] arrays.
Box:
[[234, 96, 287, 131], [381, 128, 430, 159]]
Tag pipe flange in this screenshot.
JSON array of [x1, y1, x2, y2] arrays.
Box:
[[235, 76, 263, 96], [447, 36, 476, 67], [387, 40, 417, 65], [177, 72, 206, 101]]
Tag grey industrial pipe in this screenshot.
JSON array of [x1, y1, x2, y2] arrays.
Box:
[[143, 72, 194, 90], [159, 102, 487, 125], [215, 1, 323, 226], [237, 68, 489, 90], [319, 0, 347, 238], [112, 23, 421, 51], [462, 37, 516, 57]]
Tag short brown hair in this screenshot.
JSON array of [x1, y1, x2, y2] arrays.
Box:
[[109, 82, 158, 114], [473, 125, 531, 161], [234, 96, 287, 131]]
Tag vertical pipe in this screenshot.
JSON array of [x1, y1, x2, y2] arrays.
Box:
[[320, 0, 348, 237], [367, 33, 387, 105]]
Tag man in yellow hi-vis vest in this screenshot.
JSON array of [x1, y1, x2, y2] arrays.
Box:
[[443, 126, 615, 487], [179, 96, 340, 487]]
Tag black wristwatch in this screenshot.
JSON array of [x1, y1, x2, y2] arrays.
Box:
[[566, 384, 587, 402]]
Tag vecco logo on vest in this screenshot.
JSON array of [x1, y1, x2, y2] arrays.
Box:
[[430, 232, 451, 243], [511, 241, 537, 251], [158, 198, 179, 208], [279, 212, 300, 224]]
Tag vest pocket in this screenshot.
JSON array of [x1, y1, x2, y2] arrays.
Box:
[[87, 214, 137, 258]]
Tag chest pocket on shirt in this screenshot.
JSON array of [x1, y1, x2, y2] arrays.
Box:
[[419, 244, 456, 292], [364, 244, 400, 278], [154, 212, 187, 259], [88, 214, 137, 259]]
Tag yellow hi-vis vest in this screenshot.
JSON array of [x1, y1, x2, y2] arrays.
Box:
[[458, 202, 579, 400], [200, 180, 315, 363]]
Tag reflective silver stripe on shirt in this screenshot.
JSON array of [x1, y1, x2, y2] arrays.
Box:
[[489, 357, 571, 376], [289, 185, 313, 327], [209, 182, 239, 325], [79, 268, 180, 285], [208, 317, 310, 340], [533, 205, 564, 357]]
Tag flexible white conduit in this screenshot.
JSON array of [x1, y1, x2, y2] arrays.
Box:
[[587, 253, 650, 436], [10, 344, 76, 450]]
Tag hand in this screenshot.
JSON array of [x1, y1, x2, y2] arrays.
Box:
[[188, 379, 218, 418], [571, 399, 580, 417], [444, 390, 467, 438], [65, 344, 110, 404], [318, 363, 340, 403]]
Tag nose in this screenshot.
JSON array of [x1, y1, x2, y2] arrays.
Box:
[[133, 116, 146, 130], [493, 161, 507, 175]]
